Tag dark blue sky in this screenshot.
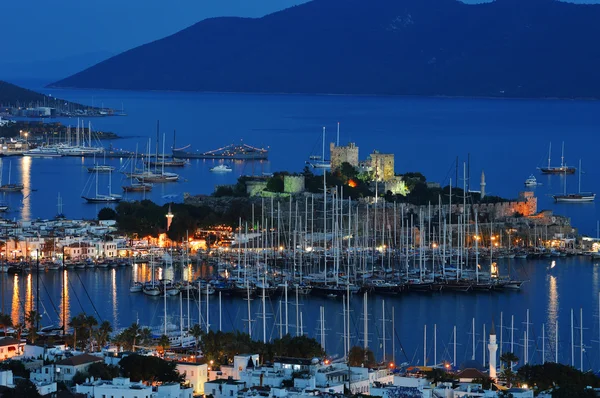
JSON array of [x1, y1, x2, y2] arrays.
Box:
[[1, 0, 598, 66]]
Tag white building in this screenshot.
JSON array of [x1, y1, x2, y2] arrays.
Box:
[[76, 377, 153, 398], [0, 337, 25, 360], [55, 353, 103, 383], [0, 369, 58, 396], [76, 377, 193, 398], [205, 378, 247, 398], [177, 361, 208, 395]]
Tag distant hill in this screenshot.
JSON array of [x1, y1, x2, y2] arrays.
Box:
[[50, 0, 600, 98], [0, 80, 80, 108], [0, 81, 108, 117]]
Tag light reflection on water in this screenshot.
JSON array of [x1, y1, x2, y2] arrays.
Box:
[[25, 273, 32, 321], [111, 269, 118, 330], [2, 256, 600, 367], [10, 275, 19, 326], [59, 270, 70, 329], [547, 274, 559, 362], [20, 156, 31, 221]]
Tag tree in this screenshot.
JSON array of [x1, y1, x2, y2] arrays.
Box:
[[95, 320, 112, 349], [25, 310, 41, 344], [500, 352, 519, 369], [499, 368, 517, 388], [348, 346, 376, 367], [265, 176, 284, 193], [517, 362, 600, 394], [119, 354, 183, 384], [472, 376, 494, 390], [72, 371, 88, 385], [13, 323, 23, 340], [0, 360, 29, 378], [86, 362, 119, 380], [339, 162, 358, 181], [69, 313, 88, 350], [0, 313, 12, 336], [85, 315, 98, 350], [189, 324, 204, 352], [158, 334, 170, 357], [98, 207, 117, 220]]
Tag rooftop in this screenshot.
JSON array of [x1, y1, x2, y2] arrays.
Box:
[[56, 353, 103, 367]]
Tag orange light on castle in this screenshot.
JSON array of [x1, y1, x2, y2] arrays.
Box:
[[348, 179, 357, 188]]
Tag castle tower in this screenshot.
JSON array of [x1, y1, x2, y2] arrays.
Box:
[[488, 321, 498, 380], [480, 170, 486, 199]]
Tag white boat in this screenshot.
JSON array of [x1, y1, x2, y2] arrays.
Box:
[[143, 284, 161, 296], [210, 164, 232, 173], [553, 159, 595, 203], [87, 164, 115, 173], [129, 282, 143, 293], [524, 174, 538, 186], [23, 147, 63, 158]]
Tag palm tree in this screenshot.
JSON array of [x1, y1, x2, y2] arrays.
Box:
[[69, 313, 87, 350], [128, 322, 141, 350], [0, 313, 12, 336], [500, 352, 519, 369], [25, 310, 41, 343], [96, 321, 112, 349], [499, 352, 519, 388], [85, 315, 98, 350], [189, 324, 204, 352], [157, 334, 170, 357], [13, 323, 24, 341], [138, 327, 152, 348]]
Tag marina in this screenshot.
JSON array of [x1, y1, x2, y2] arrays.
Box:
[[0, 84, 599, 386]]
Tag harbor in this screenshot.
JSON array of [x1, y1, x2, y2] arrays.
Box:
[[0, 84, 599, 396]]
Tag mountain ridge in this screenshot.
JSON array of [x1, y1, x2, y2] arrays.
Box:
[[50, 0, 600, 98]]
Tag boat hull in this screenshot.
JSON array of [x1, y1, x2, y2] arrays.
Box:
[[539, 167, 576, 174]]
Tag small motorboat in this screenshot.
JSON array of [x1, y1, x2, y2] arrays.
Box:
[[210, 164, 232, 173], [524, 175, 538, 186]]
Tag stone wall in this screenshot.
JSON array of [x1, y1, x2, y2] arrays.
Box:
[[369, 151, 395, 182], [385, 176, 409, 195], [284, 175, 305, 194], [246, 181, 268, 197], [330, 142, 359, 170]]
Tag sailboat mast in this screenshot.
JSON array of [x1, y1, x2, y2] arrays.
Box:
[[548, 142, 552, 169], [322, 127, 326, 164], [162, 133, 166, 175], [578, 159, 582, 193]]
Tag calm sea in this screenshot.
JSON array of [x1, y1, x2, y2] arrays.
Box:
[[3, 79, 600, 369]]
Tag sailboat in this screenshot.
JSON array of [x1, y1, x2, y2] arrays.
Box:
[[538, 142, 576, 174], [0, 161, 24, 192], [87, 152, 115, 173], [305, 127, 331, 169], [81, 166, 122, 203], [122, 146, 153, 192], [553, 159, 595, 203], [129, 127, 179, 183], [143, 255, 161, 296], [145, 131, 187, 167]]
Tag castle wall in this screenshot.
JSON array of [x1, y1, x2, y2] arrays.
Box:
[[330, 143, 359, 170]]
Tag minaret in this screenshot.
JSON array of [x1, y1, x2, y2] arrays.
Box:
[[166, 204, 174, 231], [480, 170, 486, 199], [488, 321, 498, 380]]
